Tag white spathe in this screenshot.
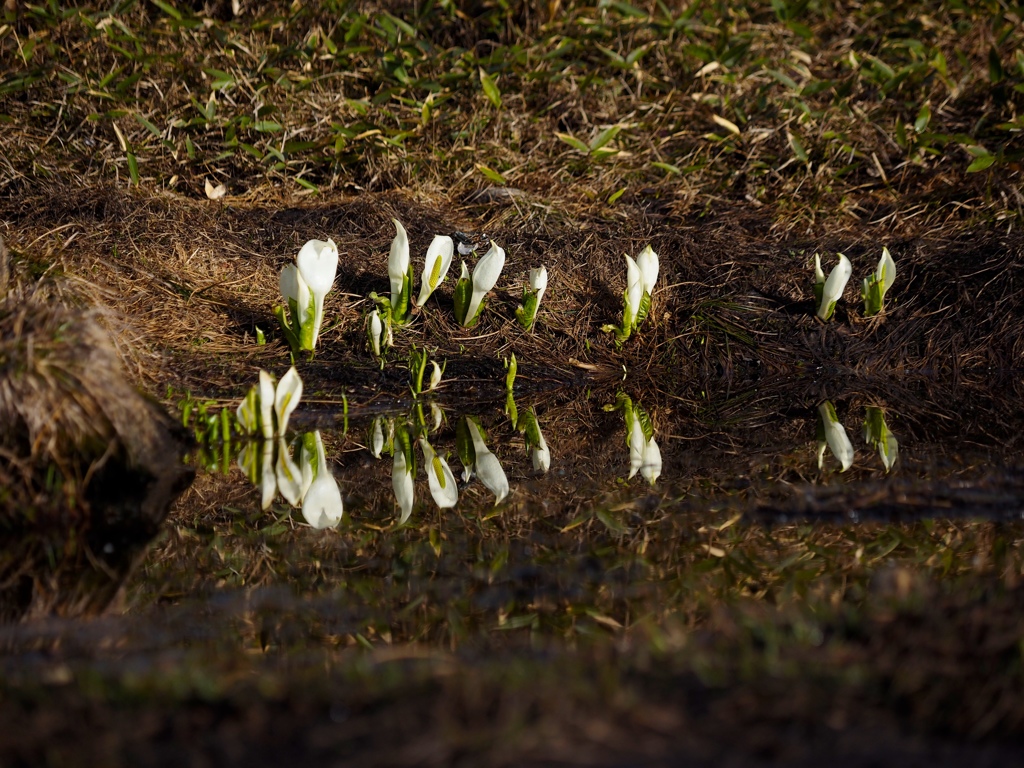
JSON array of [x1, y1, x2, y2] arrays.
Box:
[[370, 417, 385, 459], [420, 438, 458, 509], [367, 309, 383, 357], [302, 431, 344, 529], [416, 235, 455, 306], [627, 416, 646, 479], [876, 246, 896, 295], [530, 265, 548, 305], [463, 241, 506, 324], [624, 255, 643, 329], [389, 219, 410, 309], [531, 429, 550, 473], [258, 370, 276, 440], [275, 437, 303, 506], [296, 238, 338, 344], [279, 263, 311, 337], [640, 436, 662, 486], [816, 253, 852, 320], [274, 366, 303, 436], [392, 448, 415, 524], [236, 388, 259, 435], [626, 408, 661, 485], [428, 361, 442, 391], [260, 438, 276, 510], [817, 402, 854, 472], [466, 419, 509, 504], [635, 245, 659, 296]]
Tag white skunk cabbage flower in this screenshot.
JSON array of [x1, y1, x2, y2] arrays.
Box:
[[628, 415, 647, 480], [416, 235, 455, 306], [862, 247, 896, 316], [614, 395, 660, 485], [260, 439, 277, 511], [454, 241, 506, 327], [258, 370, 277, 440], [296, 238, 338, 346], [636, 245, 659, 298], [279, 263, 312, 347], [369, 417, 386, 459], [518, 408, 550, 474], [274, 366, 303, 437], [624, 255, 643, 331], [247, 368, 303, 439], [388, 219, 413, 322], [815, 253, 852, 321], [428, 360, 443, 391], [419, 438, 458, 509], [628, 410, 662, 485], [817, 401, 854, 472], [367, 309, 384, 358], [302, 431, 344, 529], [633, 245, 659, 329], [531, 429, 550, 473], [465, 419, 509, 504], [640, 434, 662, 486], [275, 437, 303, 506], [392, 447, 415, 524], [516, 265, 548, 331], [605, 246, 658, 344], [531, 265, 548, 305], [236, 385, 260, 435], [863, 406, 898, 472]]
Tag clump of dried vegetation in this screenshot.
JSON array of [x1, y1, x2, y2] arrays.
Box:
[[0, 235, 193, 621]]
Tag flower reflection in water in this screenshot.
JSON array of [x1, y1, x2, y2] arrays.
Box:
[[238, 431, 343, 528], [863, 406, 898, 472], [301, 431, 344, 529], [456, 416, 509, 504], [607, 393, 661, 485], [420, 437, 458, 509], [816, 401, 854, 472], [515, 407, 550, 474]]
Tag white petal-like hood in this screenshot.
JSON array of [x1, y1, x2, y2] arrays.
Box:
[[416, 235, 454, 305], [275, 437, 303, 506], [301, 431, 343, 528], [392, 449, 415, 524], [530, 265, 548, 304], [636, 245, 659, 296], [625, 255, 643, 329], [462, 242, 506, 323], [466, 419, 508, 504], [420, 438, 458, 509], [640, 437, 662, 486], [389, 219, 410, 305], [258, 370, 276, 439], [273, 366, 303, 437], [817, 254, 852, 320], [296, 238, 339, 296]]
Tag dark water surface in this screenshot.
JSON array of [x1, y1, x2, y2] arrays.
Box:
[[4, 376, 1024, 765]]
